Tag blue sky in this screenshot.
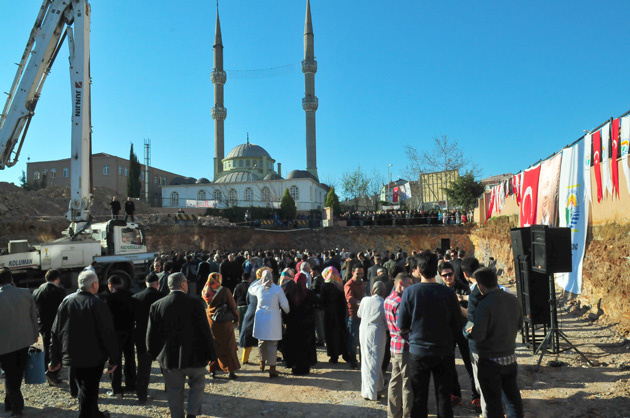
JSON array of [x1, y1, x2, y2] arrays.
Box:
[[1, 0, 629, 188]]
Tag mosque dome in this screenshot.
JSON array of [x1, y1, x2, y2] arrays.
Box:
[[196, 177, 211, 184], [286, 170, 318, 181], [214, 171, 262, 183], [185, 177, 197, 184], [263, 173, 283, 181], [226, 142, 271, 159], [170, 177, 185, 185]]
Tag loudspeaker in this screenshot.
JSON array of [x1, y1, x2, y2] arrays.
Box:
[[531, 225, 572, 274], [440, 238, 450, 253], [517, 255, 551, 325], [510, 227, 531, 258]]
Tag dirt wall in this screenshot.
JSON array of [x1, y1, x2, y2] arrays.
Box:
[[144, 225, 475, 255]]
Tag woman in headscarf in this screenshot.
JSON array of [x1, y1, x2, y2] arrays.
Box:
[[249, 269, 290, 378], [357, 281, 388, 401], [202, 272, 241, 379], [283, 270, 318, 375], [319, 266, 350, 364], [238, 267, 271, 365]]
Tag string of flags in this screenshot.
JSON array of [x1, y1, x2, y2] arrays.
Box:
[[484, 111, 630, 295]]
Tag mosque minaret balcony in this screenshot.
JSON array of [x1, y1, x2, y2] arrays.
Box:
[[302, 96, 318, 112], [211, 105, 227, 120], [301, 59, 317, 74], [211, 70, 227, 85]]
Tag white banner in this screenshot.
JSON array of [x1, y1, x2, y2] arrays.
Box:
[[556, 141, 589, 294], [621, 116, 630, 195], [584, 132, 592, 202]]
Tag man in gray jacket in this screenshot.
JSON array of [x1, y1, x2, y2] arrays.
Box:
[[0, 267, 39, 418], [470, 267, 523, 418]]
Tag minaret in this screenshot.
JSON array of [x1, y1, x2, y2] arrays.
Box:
[[211, 6, 227, 181], [302, 0, 319, 180]]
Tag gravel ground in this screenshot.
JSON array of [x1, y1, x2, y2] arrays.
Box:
[[3, 286, 630, 418]]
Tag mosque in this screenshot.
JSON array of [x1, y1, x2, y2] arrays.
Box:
[[161, 0, 328, 211]]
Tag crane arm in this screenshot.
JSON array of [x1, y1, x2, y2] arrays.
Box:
[[0, 0, 92, 229]]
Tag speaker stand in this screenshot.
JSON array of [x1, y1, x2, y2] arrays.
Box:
[[534, 274, 593, 369]]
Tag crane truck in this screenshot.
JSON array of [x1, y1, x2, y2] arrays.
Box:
[[0, 0, 156, 289]]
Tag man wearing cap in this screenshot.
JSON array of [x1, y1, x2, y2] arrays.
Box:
[[0, 267, 39, 418], [132, 272, 165, 404]]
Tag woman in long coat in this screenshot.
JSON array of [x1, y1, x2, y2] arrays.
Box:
[[319, 266, 350, 364], [202, 272, 241, 379], [249, 269, 290, 378], [283, 272, 317, 375], [357, 281, 388, 401], [238, 267, 272, 364]]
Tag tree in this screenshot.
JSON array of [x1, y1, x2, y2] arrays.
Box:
[[341, 166, 369, 210], [127, 143, 142, 198], [280, 188, 297, 220], [443, 171, 485, 213], [325, 186, 341, 216]]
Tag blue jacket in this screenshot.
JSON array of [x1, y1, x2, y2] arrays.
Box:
[[397, 282, 460, 357]]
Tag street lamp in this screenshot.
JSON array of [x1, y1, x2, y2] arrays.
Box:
[[387, 164, 393, 203]]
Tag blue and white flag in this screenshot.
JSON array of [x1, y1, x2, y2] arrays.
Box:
[[556, 140, 589, 294]]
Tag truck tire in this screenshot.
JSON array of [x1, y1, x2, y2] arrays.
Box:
[[108, 270, 133, 291]]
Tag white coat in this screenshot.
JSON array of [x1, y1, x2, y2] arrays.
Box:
[[358, 294, 387, 401], [249, 281, 290, 341]]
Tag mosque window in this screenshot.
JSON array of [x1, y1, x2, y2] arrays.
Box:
[[213, 190, 223, 202], [198, 190, 206, 201], [229, 189, 238, 205], [170, 192, 179, 207], [246, 160, 250, 167], [239, 160, 244, 168], [290, 185, 299, 201], [245, 188, 253, 203], [262, 187, 271, 203]]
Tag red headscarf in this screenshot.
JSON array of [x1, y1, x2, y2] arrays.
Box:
[[293, 272, 308, 306]]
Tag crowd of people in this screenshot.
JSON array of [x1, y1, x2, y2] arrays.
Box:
[[0, 245, 523, 418], [336, 209, 471, 226]]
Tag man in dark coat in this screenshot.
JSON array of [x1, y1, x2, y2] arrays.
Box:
[[32, 269, 67, 385], [110, 196, 121, 219], [105, 275, 137, 397], [124, 197, 135, 222], [219, 253, 242, 293], [147, 273, 217, 418], [366, 255, 385, 289], [158, 261, 175, 295], [49, 270, 119, 418], [132, 272, 164, 404]]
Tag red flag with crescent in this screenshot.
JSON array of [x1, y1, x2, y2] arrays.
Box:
[[485, 188, 495, 223], [592, 130, 603, 202], [520, 165, 541, 227], [612, 118, 620, 199]]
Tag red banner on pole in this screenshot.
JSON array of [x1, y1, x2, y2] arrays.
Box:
[[393, 187, 399, 203], [612, 118, 620, 199], [520, 165, 541, 227]]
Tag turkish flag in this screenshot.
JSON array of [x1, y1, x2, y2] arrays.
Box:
[[520, 165, 541, 227], [612, 118, 620, 199], [592, 130, 603, 202], [393, 187, 399, 203]]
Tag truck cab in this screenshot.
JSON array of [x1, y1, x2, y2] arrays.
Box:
[[90, 219, 148, 256]]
